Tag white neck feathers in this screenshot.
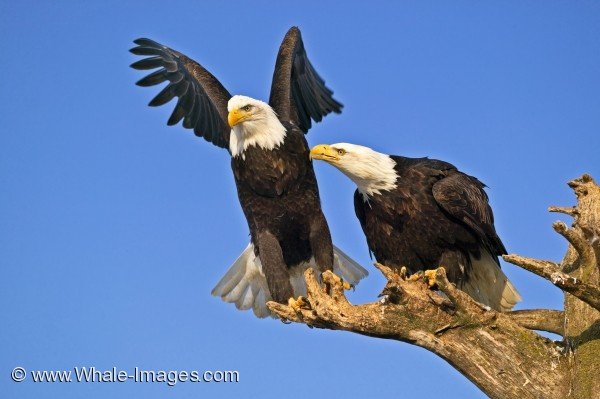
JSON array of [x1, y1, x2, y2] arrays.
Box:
[[229, 110, 287, 158], [333, 145, 398, 200]]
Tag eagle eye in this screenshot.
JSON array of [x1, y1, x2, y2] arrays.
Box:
[[241, 105, 252, 112], [337, 149, 346, 156]]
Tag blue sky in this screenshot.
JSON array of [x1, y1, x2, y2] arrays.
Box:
[[1, 1, 599, 398]]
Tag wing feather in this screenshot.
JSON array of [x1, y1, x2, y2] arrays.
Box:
[[432, 173, 506, 256], [130, 38, 232, 150], [269, 27, 342, 133]]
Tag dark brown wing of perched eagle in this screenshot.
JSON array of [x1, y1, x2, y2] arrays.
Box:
[[348, 155, 519, 310], [130, 38, 232, 149], [431, 173, 507, 260], [269, 27, 343, 133]]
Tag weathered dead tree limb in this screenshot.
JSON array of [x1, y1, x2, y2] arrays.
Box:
[[556, 174, 599, 399], [553, 221, 597, 272], [269, 267, 567, 399], [268, 174, 600, 399], [549, 205, 578, 216], [506, 309, 565, 336], [502, 254, 600, 311]]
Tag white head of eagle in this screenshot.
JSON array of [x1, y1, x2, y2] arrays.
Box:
[[227, 95, 287, 158], [310, 143, 398, 199]]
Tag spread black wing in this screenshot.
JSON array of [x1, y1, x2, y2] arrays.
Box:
[[432, 172, 507, 257], [268, 27, 342, 133], [130, 38, 231, 149]]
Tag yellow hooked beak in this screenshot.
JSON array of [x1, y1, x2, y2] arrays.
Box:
[[310, 144, 340, 162], [228, 108, 251, 127]]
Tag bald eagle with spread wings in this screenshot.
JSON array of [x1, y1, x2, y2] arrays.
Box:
[[310, 143, 521, 311], [130, 27, 367, 318]]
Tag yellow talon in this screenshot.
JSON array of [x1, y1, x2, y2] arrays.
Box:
[[321, 271, 353, 291], [424, 269, 438, 288], [288, 296, 310, 312], [408, 271, 424, 282], [399, 266, 408, 279]]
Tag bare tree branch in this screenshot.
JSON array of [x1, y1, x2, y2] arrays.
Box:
[[502, 254, 600, 311], [268, 268, 568, 399], [548, 205, 578, 216], [553, 221, 597, 271], [506, 309, 564, 335]]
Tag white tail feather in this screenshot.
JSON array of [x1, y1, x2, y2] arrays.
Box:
[[461, 250, 522, 312], [211, 243, 368, 318], [211, 243, 272, 318], [332, 245, 369, 285]]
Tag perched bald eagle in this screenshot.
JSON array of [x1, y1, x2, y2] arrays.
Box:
[[310, 143, 521, 311], [130, 28, 367, 318]]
